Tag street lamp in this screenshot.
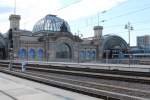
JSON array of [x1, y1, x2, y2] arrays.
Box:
[[8, 29, 14, 70], [125, 22, 134, 66], [76, 31, 83, 63], [105, 50, 110, 64], [97, 10, 107, 26]]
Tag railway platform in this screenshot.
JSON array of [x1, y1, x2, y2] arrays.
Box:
[[0, 72, 101, 100]]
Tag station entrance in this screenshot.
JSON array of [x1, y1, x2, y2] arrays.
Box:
[[101, 35, 128, 59]]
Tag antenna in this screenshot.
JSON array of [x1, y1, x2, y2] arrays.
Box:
[[14, 0, 16, 14], [97, 11, 106, 26]]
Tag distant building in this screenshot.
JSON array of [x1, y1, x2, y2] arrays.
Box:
[[0, 14, 128, 61], [137, 35, 150, 49], [127, 35, 150, 59]]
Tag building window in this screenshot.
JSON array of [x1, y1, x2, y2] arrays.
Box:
[[38, 49, 44, 60], [80, 49, 96, 60], [28, 48, 35, 59], [80, 50, 86, 59], [86, 49, 96, 60], [87, 50, 91, 60], [56, 43, 71, 59], [18, 48, 26, 59], [91, 50, 96, 59]]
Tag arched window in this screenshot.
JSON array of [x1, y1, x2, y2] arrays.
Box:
[[91, 50, 96, 59], [80, 51, 86, 59], [56, 43, 71, 59], [18, 48, 26, 59], [38, 49, 44, 59], [28, 48, 35, 59], [87, 50, 91, 59]]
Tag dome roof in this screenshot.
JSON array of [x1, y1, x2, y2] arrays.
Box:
[[32, 14, 71, 33], [101, 34, 128, 50]]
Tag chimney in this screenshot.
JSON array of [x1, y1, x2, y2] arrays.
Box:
[[93, 26, 103, 39], [9, 14, 21, 30]]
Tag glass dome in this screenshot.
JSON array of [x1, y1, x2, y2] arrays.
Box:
[[33, 14, 71, 33]]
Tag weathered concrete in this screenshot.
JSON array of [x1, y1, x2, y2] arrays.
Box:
[[0, 72, 102, 100]]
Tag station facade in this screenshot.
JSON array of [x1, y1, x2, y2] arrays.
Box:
[[0, 14, 128, 62]]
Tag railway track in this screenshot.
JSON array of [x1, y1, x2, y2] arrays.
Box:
[[1, 62, 150, 84], [0, 61, 150, 100]]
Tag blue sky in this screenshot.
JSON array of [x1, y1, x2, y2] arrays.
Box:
[[0, 0, 150, 46], [101, 0, 150, 46], [67, 0, 150, 46], [0, 6, 12, 14]]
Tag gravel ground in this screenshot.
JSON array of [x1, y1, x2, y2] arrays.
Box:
[[24, 70, 150, 98]]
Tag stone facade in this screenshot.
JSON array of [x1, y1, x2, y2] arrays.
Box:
[[0, 14, 128, 62]]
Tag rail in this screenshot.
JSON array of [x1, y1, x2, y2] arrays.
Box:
[[0, 61, 150, 99]]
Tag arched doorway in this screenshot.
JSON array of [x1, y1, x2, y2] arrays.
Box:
[[0, 34, 6, 59], [28, 48, 36, 60], [101, 35, 128, 59], [56, 43, 72, 59], [37, 48, 44, 60], [0, 48, 6, 59], [18, 48, 27, 59]]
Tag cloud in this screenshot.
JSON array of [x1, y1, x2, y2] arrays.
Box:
[[0, 0, 61, 33], [14, 0, 61, 31], [56, 0, 127, 21], [0, 0, 126, 33]]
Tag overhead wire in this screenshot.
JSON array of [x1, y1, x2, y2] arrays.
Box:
[[104, 20, 150, 29], [55, 0, 82, 11], [81, 6, 150, 33], [53, 0, 150, 35], [105, 27, 150, 34], [106, 5, 150, 21]]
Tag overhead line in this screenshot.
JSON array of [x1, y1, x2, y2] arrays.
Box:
[[106, 6, 150, 21], [86, 5, 150, 29], [105, 28, 150, 34], [67, 1, 150, 34], [103, 19, 150, 28], [56, 0, 82, 11]]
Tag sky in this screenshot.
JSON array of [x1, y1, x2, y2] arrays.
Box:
[[0, 0, 150, 46]]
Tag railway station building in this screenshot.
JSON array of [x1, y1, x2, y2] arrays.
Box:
[[0, 14, 128, 62]]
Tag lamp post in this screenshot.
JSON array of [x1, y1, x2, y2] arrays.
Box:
[[97, 11, 106, 26], [76, 31, 83, 63], [105, 50, 109, 64], [8, 29, 13, 70], [125, 22, 134, 66], [9, 48, 13, 70]]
